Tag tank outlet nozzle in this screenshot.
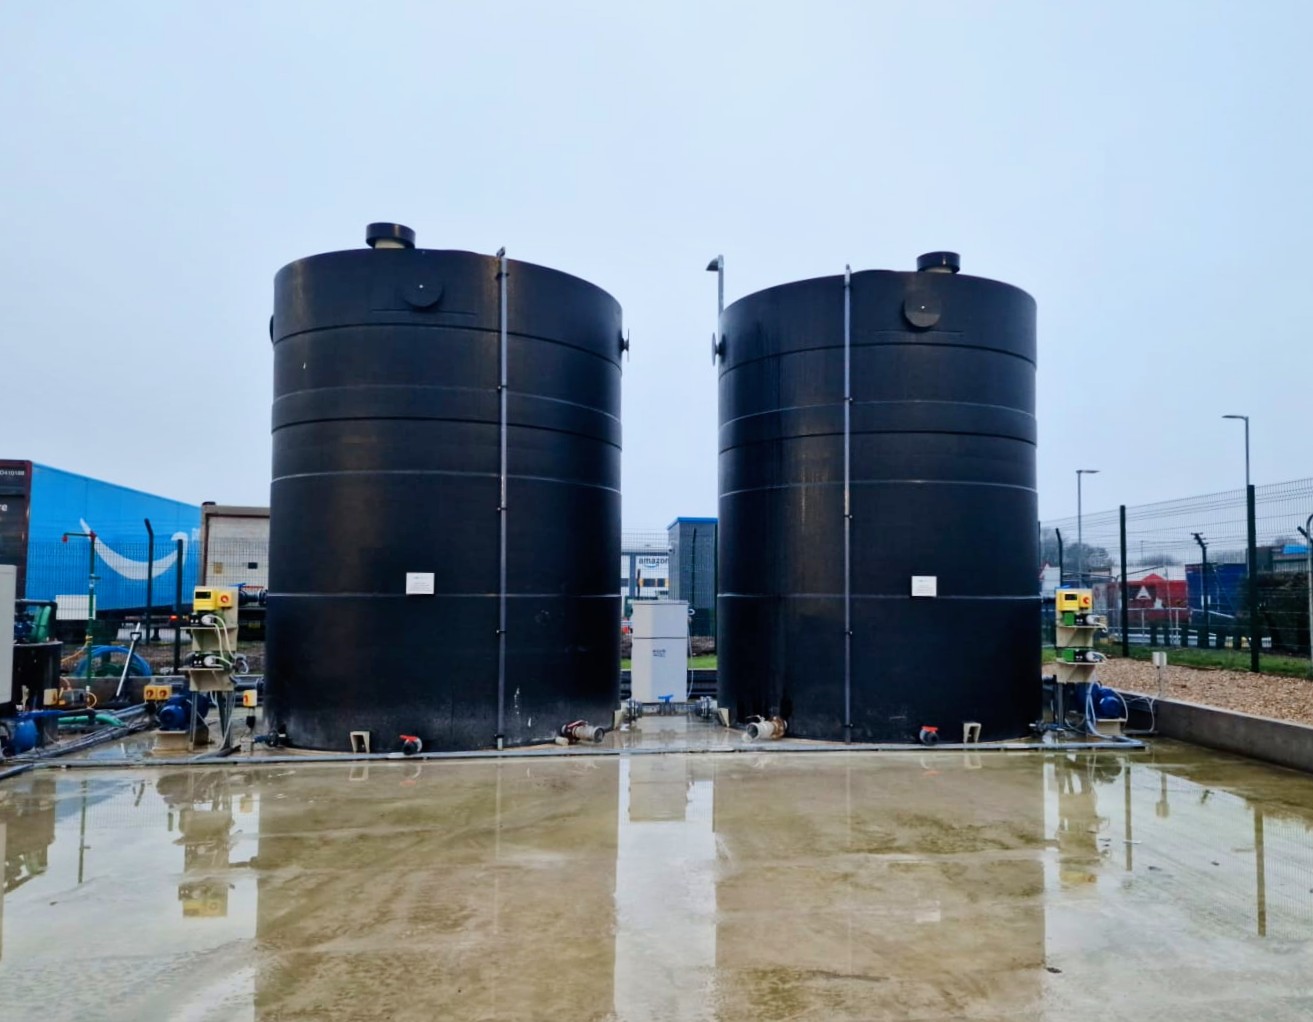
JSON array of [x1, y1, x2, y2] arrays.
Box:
[[561, 720, 607, 744], [366, 222, 417, 250], [916, 251, 961, 274], [743, 715, 787, 741]]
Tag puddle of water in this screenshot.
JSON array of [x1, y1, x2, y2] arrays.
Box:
[[2, 740, 1312, 1020]]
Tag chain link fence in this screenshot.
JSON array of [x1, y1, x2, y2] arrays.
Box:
[[19, 523, 719, 651], [203, 538, 268, 593], [1042, 478, 1313, 665], [23, 539, 195, 632], [19, 537, 269, 644]]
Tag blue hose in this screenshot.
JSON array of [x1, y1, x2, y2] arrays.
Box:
[[68, 645, 152, 678]]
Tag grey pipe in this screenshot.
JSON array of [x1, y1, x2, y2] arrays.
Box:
[[115, 629, 142, 701], [496, 247, 509, 751], [15, 734, 1144, 772], [842, 265, 853, 742]]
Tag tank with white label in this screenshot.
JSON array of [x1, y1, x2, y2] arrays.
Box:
[[716, 252, 1038, 741], [266, 224, 624, 751]]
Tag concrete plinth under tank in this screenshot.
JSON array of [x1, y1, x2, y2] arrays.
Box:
[[1, 736, 1312, 1020]]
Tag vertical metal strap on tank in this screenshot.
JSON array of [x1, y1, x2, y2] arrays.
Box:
[[496, 248, 509, 751], [843, 265, 853, 743]]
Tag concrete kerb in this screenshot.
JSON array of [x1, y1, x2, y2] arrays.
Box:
[[1126, 691, 1313, 774]]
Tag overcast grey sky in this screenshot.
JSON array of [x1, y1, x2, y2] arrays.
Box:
[[2, 1, 1309, 528]]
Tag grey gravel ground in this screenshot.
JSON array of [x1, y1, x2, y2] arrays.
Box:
[[1094, 656, 1313, 726]]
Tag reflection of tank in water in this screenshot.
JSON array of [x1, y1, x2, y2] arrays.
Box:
[[0, 776, 58, 961], [1, 776, 56, 895], [252, 761, 619, 1020], [711, 755, 1046, 1017]]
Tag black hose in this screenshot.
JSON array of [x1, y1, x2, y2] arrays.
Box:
[[10, 718, 153, 764]]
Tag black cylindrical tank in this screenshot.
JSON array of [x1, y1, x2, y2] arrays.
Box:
[[717, 253, 1038, 742], [266, 225, 623, 751]]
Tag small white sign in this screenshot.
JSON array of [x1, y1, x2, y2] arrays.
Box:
[[55, 595, 90, 620], [911, 575, 938, 598], [405, 572, 435, 596]]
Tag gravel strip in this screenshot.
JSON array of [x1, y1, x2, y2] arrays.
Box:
[[1092, 657, 1313, 726]]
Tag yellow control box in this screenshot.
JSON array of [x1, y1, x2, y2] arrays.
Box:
[[1056, 589, 1093, 613], [241, 689, 259, 708], [193, 587, 238, 612], [144, 684, 173, 702]]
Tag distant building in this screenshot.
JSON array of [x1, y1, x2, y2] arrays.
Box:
[[667, 517, 716, 637], [200, 504, 270, 589], [1271, 544, 1309, 574], [620, 532, 670, 607]]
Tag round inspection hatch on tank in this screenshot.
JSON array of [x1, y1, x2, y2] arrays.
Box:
[[903, 292, 941, 328], [401, 280, 443, 308]]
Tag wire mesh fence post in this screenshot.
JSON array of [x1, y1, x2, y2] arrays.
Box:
[[1046, 480, 1313, 665], [143, 518, 154, 645], [1120, 505, 1129, 657], [1248, 483, 1260, 672]]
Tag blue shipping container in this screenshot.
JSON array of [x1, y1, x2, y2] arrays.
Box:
[[0, 460, 200, 613], [1185, 561, 1247, 625]]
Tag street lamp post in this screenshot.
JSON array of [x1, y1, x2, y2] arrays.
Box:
[[1224, 414, 1260, 671], [1222, 414, 1250, 489], [707, 255, 724, 363], [1076, 469, 1099, 586]]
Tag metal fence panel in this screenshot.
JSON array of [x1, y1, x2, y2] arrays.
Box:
[[1043, 478, 1313, 658]]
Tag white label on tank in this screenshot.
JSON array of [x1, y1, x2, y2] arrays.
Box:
[[405, 572, 435, 596], [911, 575, 938, 597]]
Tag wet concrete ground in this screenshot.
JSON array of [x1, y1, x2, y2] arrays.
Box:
[[2, 728, 1312, 1021]]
